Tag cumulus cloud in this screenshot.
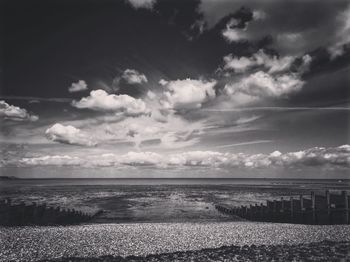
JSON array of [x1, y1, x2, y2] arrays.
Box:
[[159, 78, 217, 110], [221, 9, 265, 43], [20, 155, 82, 166], [224, 71, 304, 101], [68, 80, 88, 93], [45, 123, 97, 146], [16, 145, 350, 169], [222, 18, 248, 42], [329, 5, 350, 58], [96, 113, 204, 150], [121, 69, 148, 84], [222, 50, 295, 74], [72, 89, 149, 116], [218, 49, 310, 107], [0, 100, 38, 121], [127, 0, 156, 9]]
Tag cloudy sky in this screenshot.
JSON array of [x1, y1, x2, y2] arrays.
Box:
[[1, 0, 349, 178]]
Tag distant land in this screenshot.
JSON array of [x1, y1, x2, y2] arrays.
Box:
[[0, 176, 19, 180]]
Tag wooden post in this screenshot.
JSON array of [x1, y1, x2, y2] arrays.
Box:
[[273, 200, 277, 222], [326, 190, 331, 224], [300, 195, 304, 223], [260, 203, 264, 220], [290, 197, 294, 223], [342, 191, 349, 224], [281, 197, 284, 212], [5, 198, 11, 205], [249, 204, 253, 220], [19, 201, 26, 225], [311, 191, 316, 224]]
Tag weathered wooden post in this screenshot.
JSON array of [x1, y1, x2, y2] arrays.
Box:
[[239, 205, 244, 217], [311, 191, 316, 224], [266, 200, 273, 222], [5, 198, 12, 205], [326, 190, 331, 224], [19, 201, 26, 225], [342, 191, 349, 224], [249, 204, 253, 220], [26, 202, 36, 224], [273, 200, 277, 222], [280, 197, 285, 222], [0, 199, 11, 225], [300, 194, 304, 223], [255, 204, 259, 220], [290, 197, 294, 223]]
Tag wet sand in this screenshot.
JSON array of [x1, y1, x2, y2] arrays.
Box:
[[1, 182, 346, 223], [1, 222, 350, 261]]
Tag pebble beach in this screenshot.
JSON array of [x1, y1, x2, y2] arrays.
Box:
[[1, 222, 350, 261]]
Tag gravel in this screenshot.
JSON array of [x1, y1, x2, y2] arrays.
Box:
[[1, 222, 350, 262], [42, 241, 350, 262]]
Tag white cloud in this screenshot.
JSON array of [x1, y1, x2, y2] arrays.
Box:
[[20, 155, 82, 166], [235, 115, 261, 125], [222, 28, 247, 42], [329, 5, 350, 58], [68, 80, 88, 93], [222, 9, 266, 43], [45, 123, 97, 146], [222, 55, 256, 73], [127, 0, 156, 9], [252, 10, 266, 20], [222, 18, 248, 42], [16, 145, 350, 169], [159, 78, 217, 110], [299, 54, 312, 74], [222, 50, 295, 74], [219, 50, 310, 107], [121, 69, 148, 84], [95, 113, 204, 150], [224, 71, 304, 100], [0, 100, 38, 121], [72, 89, 149, 116]]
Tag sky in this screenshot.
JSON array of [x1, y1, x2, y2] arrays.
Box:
[[0, 0, 349, 178]]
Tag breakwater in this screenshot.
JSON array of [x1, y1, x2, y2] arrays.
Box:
[[0, 199, 102, 226], [216, 190, 350, 225]]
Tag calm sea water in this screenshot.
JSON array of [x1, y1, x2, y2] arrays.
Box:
[[1, 178, 349, 187]]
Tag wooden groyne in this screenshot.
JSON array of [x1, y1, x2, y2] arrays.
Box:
[[0, 199, 102, 226], [216, 190, 350, 225]]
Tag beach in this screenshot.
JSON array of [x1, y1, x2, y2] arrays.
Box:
[[1, 179, 349, 261], [1, 222, 350, 261], [41, 241, 350, 261]]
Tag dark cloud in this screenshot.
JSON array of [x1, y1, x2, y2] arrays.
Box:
[[198, 0, 350, 55]]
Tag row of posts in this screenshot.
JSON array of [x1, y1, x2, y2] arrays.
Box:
[[0, 199, 98, 226], [216, 190, 350, 225]]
